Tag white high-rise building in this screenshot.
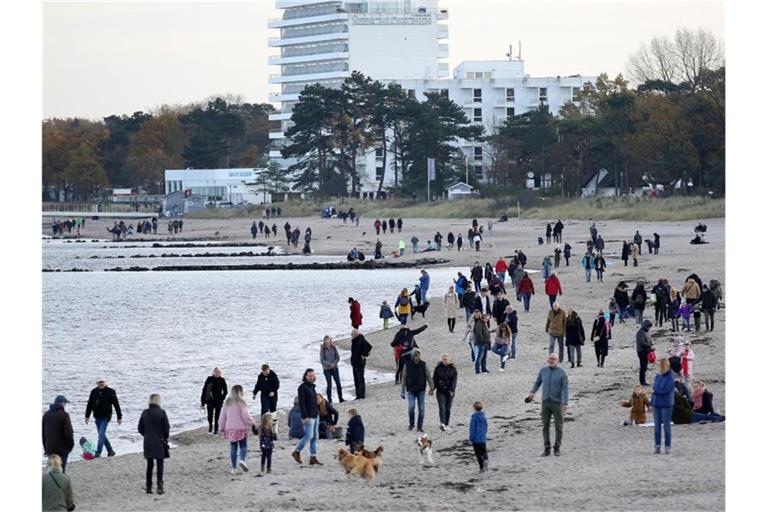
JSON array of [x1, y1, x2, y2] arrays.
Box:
[[268, 0, 449, 156]]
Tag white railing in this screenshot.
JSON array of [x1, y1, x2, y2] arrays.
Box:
[[42, 203, 158, 214]]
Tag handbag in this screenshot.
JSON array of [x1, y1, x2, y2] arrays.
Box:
[[647, 350, 657, 364], [163, 439, 170, 458]]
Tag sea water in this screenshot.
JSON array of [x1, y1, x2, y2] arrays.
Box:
[[42, 241, 461, 457]]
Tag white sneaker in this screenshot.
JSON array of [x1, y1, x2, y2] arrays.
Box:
[[499, 368, 505, 372], [444, 426, 452, 433], [502, 354, 510, 363], [229, 468, 239, 475], [239, 460, 249, 472], [439, 423, 446, 431]]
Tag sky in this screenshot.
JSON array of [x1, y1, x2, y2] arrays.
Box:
[[43, 0, 724, 120]]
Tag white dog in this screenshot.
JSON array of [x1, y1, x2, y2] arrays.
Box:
[[417, 434, 434, 465]]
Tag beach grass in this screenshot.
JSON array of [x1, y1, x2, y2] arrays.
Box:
[[186, 195, 724, 222]]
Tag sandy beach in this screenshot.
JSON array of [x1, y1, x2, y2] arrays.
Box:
[[51, 215, 725, 511]]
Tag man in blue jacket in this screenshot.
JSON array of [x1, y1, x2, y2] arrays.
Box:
[[419, 270, 430, 303], [528, 353, 569, 457], [468, 401, 488, 473]]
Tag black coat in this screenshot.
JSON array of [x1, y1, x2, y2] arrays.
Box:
[[350, 334, 373, 367], [591, 317, 609, 343], [298, 381, 319, 419], [85, 386, 122, 421], [138, 404, 170, 460], [614, 288, 630, 309], [201, 376, 228, 406], [565, 318, 585, 346], [432, 363, 458, 394], [492, 298, 510, 325], [700, 290, 717, 311], [42, 404, 74, 457], [631, 287, 648, 311], [345, 415, 365, 447], [404, 360, 430, 393], [253, 371, 280, 398], [471, 266, 483, 282]]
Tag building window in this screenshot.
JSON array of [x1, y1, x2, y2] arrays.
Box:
[[474, 146, 483, 161], [473, 88, 482, 102], [375, 167, 384, 180], [474, 165, 484, 180], [407, 89, 416, 98], [506, 107, 515, 120], [506, 88, 515, 102], [539, 87, 548, 103], [440, 89, 449, 97], [473, 108, 482, 122], [572, 87, 582, 101], [375, 148, 384, 159]]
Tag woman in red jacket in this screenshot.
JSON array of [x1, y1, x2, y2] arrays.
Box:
[[516, 272, 535, 312], [349, 297, 363, 328], [544, 274, 563, 309], [495, 257, 508, 285]]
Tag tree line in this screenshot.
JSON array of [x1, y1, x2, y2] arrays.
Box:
[[42, 27, 724, 201], [42, 97, 274, 201]]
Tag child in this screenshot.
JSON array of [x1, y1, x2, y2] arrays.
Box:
[[668, 288, 681, 332], [468, 401, 488, 473], [681, 341, 695, 383], [667, 338, 684, 375], [258, 413, 277, 474], [79, 437, 96, 460], [679, 302, 693, 332], [345, 408, 365, 453], [692, 302, 702, 332], [608, 297, 620, 326], [620, 385, 651, 425], [379, 301, 394, 329]]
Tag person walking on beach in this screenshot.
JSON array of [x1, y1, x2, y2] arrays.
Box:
[[411, 235, 419, 254], [517, 272, 535, 312], [700, 285, 717, 331], [528, 353, 569, 457], [433, 354, 458, 432], [397, 218, 403, 233], [495, 257, 508, 284], [594, 252, 606, 282], [563, 243, 572, 266], [400, 349, 435, 432], [201, 367, 228, 436], [252, 364, 280, 417], [491, 322, 512, 370], [544, 273, 563, 308], [545, 223, 552, 244], [398, 239, 406, 256], [320, 336, 344, 403], [581, 252, 593, 283], [456, 234, 463, 251], [419, 270, 431, 302], [632, 283, 648, 325], [138, 394, 170, 494], [350, 329, 372, 400], [349, 297, 363, 329], [258, 413, 277, 474], [652, 358, 675, 454], [42, 455, 75, 512], [447, 231, 455, 249], [292, 369, 322, 465], [591, 310, 610, 368], [621, 241, 630, 266], [219, 385, 255, 474], [631, 241, 640, 266], [614, 281, 631, 322], [85, 377, 122, 458], [564, 310, 585, 369], [546, 302, 567, 363], [42, 395, 74, 474], [471, 262, 483, 293], [636, 319, 655, 386], [467, 309, 491, 374], [444, 286, 460, 333], [469, 401, 489, 473], [250, 221, 258, 239]]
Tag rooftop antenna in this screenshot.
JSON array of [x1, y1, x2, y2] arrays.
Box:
[[518, 40, 522, 60], [506, 43, 514, 62]]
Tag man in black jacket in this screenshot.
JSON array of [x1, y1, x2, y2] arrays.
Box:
[[350, 329, 372, 400], [432, 355, 458, 432], [390, 324, 428, 383], [42, 395, 74, 473], [492, 292, 510, 326], [253, 364, 280, 416], [292, 369, 322, 466], [85, 377, 122, 457], [400, 350, 435, 432]]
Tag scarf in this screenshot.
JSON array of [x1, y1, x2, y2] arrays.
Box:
[[692, 387, 705, 410]]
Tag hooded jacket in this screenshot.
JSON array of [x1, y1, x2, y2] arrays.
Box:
[[544, 275, 563, 296], [345, 414, 365, 447], [517, 275, 535, 295], [298, 381, 319, 419], [42, 403, 74, 457], [565, 317, 585, 346], [635, 320, 654, 352], [621, 391, 651, 424]]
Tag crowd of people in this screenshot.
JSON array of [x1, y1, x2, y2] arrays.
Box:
[[42, 218, 725, 508]]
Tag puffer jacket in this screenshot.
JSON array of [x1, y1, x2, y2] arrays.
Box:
[[621, 391, 651, 424], [432, 362, 458, 394]]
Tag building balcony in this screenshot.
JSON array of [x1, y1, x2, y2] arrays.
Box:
[[267, 13, 348, 28], [268, 52, 349, 65], [268, 150, 284, 159], [269, 92, 301, 103], [269, 70, 350, 84], [275, 0, 337, 9], [437, 24, 449, 39], [269, 131, 286, 140], [268, 32, 349, 47], [438, 44, 449, 59], [437, 9, 449, 20], [269, 112, 293, 121]]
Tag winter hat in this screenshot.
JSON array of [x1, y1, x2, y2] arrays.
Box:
[[79, 437, 87, 446], [54, 395, 69, 404]]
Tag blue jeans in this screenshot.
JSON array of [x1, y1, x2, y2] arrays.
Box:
[[295, 416, 319, 456], [94, 417, 113, 456], [521, 293, 531, 312], [421, 287, 429, 302], [548, 294, 557, 308], [229, 437, 248, 469], [474, 344, 488, 373], [585, 269, 592, 282], [692, 412, 725, 423], [468, 339, 476, 362], [653, 407, 672, 448], [497, 271, 506, 283], [509, 333, 517, 359], [412, 243, 418, 253], [398, 313, 408, 325], [406, 391, 426, 430], [323, 368, 343, 402], [491, 343, 509, 368], [399, 248, 404, 256]]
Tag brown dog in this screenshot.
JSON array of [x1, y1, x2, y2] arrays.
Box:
[[354, 446, 384, 472], [337, 447, 382, 485]]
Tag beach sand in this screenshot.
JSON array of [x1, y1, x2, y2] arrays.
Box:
[[53, 215, 725, 511]]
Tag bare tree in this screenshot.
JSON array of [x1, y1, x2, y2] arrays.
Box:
[[627, 28, 723, 90]]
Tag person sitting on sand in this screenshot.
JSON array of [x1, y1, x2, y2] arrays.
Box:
[[288, 397, 304, 440], [345, 409, 365, 453], [316, 394, 340, 440], [621, 384, 652, 425], [691, 380, 726, 423]]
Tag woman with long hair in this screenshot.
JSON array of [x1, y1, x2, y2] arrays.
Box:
[[490, 322, 512, 370], [651, 358, 675, 454], [218, 385, 255, 474], [138, 394, 170, 494], [565, 309, 585, 368], [258, 413, 277, 474]]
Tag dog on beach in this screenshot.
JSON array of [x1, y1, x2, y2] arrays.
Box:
[[355, 445, 384, 462], [337, 447, 382, 485], [417, 434, 434, 465], [411, 301, 430, 319]]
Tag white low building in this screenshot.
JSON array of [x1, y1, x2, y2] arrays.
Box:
[[164, 168, 271, 205]]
